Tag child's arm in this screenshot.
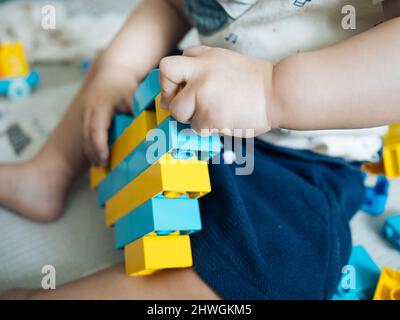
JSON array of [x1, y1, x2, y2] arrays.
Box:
[[159, 16, 400, 136], [274, 16, 400, 131], [82, 0, 190, 166]]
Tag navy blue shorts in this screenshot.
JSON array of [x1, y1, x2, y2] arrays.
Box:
[[191, 140, 365, 300]]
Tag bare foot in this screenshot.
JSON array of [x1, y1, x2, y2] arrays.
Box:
[[0, 157, 73, 222]]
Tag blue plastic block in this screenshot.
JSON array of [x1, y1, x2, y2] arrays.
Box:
[[97, 117, 221, 206], [114, 196, 202, 249], [108, 114, 134, 146], [0, 70, 40, 99], [332, 246, 380, 300], [133, 69, 160, 117], [81, 58, 92, 72], [382, 215, 400, 251], [361, 176, 390, 216]]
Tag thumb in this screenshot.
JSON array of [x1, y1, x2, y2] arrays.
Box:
[[159, 55, 195, 109]]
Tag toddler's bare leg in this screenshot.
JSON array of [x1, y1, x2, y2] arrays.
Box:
[[3, 266, 220, 300], [0, 88, 89, 221]]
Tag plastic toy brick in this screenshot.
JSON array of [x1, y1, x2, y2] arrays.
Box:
[[382, 124, 400, 178], [90, 166, 108, 190], [155, 94, 171, 125], [133, 69, 160, 117], [110, 110, 156, 169], [361, 176, 390, 216], [382, 215, 400, 251], [332, 246, 380, 300], [114, 196, 202, 249], [0, 70, 40, 100], [105, 154, 211, 226], [373, 268, 400, 300], [0, 41, 29, 78], [125, 234, 192, 276], [97, 116, 220, 207], [108, 113, 134, 146], [362, 161, 385, 176]]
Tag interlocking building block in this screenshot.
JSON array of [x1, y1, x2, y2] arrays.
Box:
[[114, 196, 202, 249], [97, 116, 220, 206], [110, 110, 156, 169], [361, 176, 390, 216], [373, 268, 400, 300], [0, 41, 29, 78], [383, 124, 400, 178], [333, 246, 380, 300], [382, 215, 400, 251], [125, 234, 192, 276], [133, 69, 160, 117], [105, 154, 210, 226], [108, 114, 134, 146], [90, 166, 108, 190]]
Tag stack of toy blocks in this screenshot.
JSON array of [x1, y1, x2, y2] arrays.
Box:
[[90, 69, 221, 275]]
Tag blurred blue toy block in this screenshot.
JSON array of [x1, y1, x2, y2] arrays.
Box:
[[114, 196, 202, 249], [133, 69, 160, 117], [108, 114, 134, 146], [361, 175, 390, 216], [81, 58, 92, 72], [382, 215, 400, 251], [0, 70, 40, 100], [332, 246, 380, 300]]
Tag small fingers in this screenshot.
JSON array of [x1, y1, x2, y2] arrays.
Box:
[[159, 56, 195, 108], [169, 86, 196, 123], [89, 105, 114, 167]]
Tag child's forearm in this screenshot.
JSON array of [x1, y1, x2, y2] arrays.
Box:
[[101, 0, 190, 82], [273, 17, 400, 131]]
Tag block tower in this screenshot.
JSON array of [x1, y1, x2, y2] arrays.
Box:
[[90, 69, 221, 275]]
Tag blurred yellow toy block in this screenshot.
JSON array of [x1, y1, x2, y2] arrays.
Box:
[[383, 124, 400, 178], [0, 41, 30, 78], [105, 153, 210, 226], [90, 166, 108, 190], [125, 234, 192, 276], [373, 267, 400, 300]]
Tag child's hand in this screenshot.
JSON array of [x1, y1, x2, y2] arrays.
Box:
[[159, 46, 278, 137], [81, 57, 139, 167]]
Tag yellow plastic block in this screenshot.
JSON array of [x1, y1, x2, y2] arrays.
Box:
[[155, 94, 171, 125], [373, 268, 400, 300], [383, 143, 400, 178], [110, 111, 156, 169], [0, 41, 29, 78], [125, 234, 192, 276], [90, 166, 108, 190], [105, 154, 210, 226]]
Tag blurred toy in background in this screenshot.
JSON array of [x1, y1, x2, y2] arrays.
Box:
[[0, 41, 40, 100], [361, 175, 390, 216], [373, 267, 400, 300], [332, 246, 381, 300], [382, 215, 400, 251]]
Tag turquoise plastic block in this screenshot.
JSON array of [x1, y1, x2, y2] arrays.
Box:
[[361, 176, 390, 216], [332, 246, 380, 300], [97, 117, 221, 206], [133, 69, 160, 117], [108, 114, 134, 146], [114, 196, 202, 249], [0, 70, 40, 99], [382, 215, 400, 251]]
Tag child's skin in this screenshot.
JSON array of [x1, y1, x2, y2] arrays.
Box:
[[1, 0, 400, 299]]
